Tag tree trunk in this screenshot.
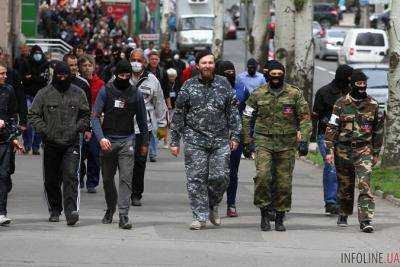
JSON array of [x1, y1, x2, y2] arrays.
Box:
[[382, 1, 400, 168], [274, 0, 295, 78], [359, 4, 369, 28], [292, 0, 314, 109], [250, 0, 271, 65], [212, 0, 224, 60]]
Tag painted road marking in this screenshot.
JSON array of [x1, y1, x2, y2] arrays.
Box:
[[316, 65, 335, 76]]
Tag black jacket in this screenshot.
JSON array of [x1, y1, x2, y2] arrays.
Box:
[[6, 68, 28, 125], [312, 81, 348, 137], [0, 84, 19, 142], [28, 83, 90, 146]]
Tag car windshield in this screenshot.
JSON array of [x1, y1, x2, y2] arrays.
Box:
[[181, 17, 214, 31], [327, 30, 346, 38], [361, 69, 388, 88], [356, 32, 385, 46]]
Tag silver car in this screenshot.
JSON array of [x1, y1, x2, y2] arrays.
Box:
[[315, 29, 346, 59], [349, 63, 389, 113]]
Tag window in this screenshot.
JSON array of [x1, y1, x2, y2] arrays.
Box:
[[180, 17, 214, 31], [356, 33, 385, 46]]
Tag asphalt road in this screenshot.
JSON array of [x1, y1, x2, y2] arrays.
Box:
[[1, 148, 399, 267]]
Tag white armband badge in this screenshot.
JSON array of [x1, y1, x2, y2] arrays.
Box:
[[329, 114, 339, 126]]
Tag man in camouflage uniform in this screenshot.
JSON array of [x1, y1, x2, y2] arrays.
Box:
[[169, 51, 241, 230], [325, 70, 384, 233], [244, 60, 311, 231]]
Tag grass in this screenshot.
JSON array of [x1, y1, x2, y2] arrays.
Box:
[[306, 152, 400, 199]]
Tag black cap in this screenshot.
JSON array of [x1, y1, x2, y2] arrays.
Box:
[[53, 61, 71, 76], [335, 64, 354, 81], [195, 50, 214, 64], [351, 70, 368, 83], [267, 60, 285, 72], [114, 60, 132, 75]]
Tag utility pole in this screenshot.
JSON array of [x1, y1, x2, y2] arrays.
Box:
[[382, 0, 400, 168], [359, 0, 370, 28], [244, 0, 250, 66], [212, 0, 224, 59]]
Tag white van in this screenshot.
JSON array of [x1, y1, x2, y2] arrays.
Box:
[[338, 28, 388, 64]]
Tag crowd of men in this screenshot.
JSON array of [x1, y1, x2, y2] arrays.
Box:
[[0, 2, 384, 233]]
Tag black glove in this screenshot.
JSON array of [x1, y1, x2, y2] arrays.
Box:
[[298, 141, 309, 156]]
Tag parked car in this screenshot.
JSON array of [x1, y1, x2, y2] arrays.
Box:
[[338, 28, 389, 64], [370, 9, 390, 30], [349, 63, 389, 113], [313, 21, 324, 38], [224, 15, 237, 40], [313, 3, 339, 28], [315, 29, 347, 60]]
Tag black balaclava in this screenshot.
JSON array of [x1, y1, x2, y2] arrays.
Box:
[[334, 65, 354, 94], [267, 60, 285, 89], [247, 58, 258, 77], [113, 60, 132, 90], [52, 61, 71, 92], [219, 60, 236, 87], [350, 70, 368, 100]]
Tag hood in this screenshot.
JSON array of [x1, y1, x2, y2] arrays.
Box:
[[179, 30, 213, 44]]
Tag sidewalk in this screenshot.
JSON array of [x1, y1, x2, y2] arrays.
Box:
[[0, 148, 399, 266]]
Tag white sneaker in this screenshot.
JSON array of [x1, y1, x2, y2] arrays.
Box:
[[209, 206, 221, 226], [0, 215, 12, 226], [190, 220, 206, 230]]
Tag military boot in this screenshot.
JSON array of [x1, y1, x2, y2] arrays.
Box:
[[260, 207, 271, 231], [337, 215, 348, 227], [275, 211, 286, 231], [360, 220, 374, 233]]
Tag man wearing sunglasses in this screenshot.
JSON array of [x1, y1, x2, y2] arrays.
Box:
[[245, 60, 311, 232], [91, 60, 149, 230], [325, 70, 384, 233], [28, 61, 90, 226]]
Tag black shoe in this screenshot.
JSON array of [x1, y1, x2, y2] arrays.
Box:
[[49, 212, 60, 222], [66, 211, 79, 226], [119, 215, 133, 230], [325, 203, 338, 215], [275, 212, 286, 231], [149, 157, 157, 162], [87, 187, 97, 194], [260, 208, 271, 231], [267, 205, 276, 221], [131, 196, 142, 206], [360, 221, 374, 233], [337, 215, 348, 227], [102, 209, 115, 224], [32, 149, 40, 155]]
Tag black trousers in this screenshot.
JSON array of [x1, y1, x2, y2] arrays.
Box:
[[0, 142, 13, 215], [131, 132, 151, 199], [43, 142, 80, 216]]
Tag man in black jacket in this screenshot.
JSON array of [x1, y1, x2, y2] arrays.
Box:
[[20, 45, 49, 155], [0, 62, 23, 226], [28, 61, 90, 226], [312, 64, 353, 214]]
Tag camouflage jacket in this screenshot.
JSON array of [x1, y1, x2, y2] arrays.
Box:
[[244, 83, 311, 151], [325, 94, 384, 157], [170, 75, 241, 149]]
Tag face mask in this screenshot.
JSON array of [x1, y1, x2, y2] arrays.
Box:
[[247, 66, 256, 76], [173, 54, 180, 60], [33, 53, 43, 62], [52, 76, 71, 92], [350, 83, 367, 100], [131, 62, 143, 73], [114, 77, 131, 89]]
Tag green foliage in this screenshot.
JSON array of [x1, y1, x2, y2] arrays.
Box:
[[293, 0, 307, 11], [306, 151, 324, 166]]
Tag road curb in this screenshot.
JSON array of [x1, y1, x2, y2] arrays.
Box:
[[300, 158, 400, 208]]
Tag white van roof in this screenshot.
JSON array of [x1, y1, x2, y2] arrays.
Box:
[[180, 14, 215, 19], [347, 28, 387, 34]]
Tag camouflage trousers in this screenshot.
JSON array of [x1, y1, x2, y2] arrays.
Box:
[[253, 147, 295, 212], [183, 143, 230, 222], [334, 145, 375, 222]]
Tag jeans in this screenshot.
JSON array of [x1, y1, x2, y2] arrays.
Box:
[[80, 134, 101, 189], [317, 134, 338, 205], [227, 144, 243, 207], [149, 130, 158, 159], [22, 96, 42, 151]]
